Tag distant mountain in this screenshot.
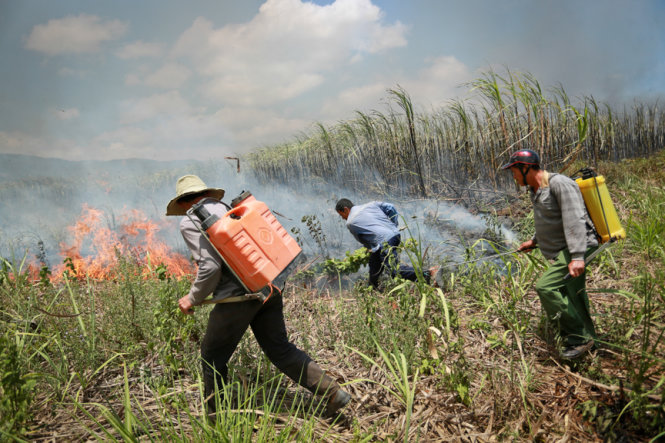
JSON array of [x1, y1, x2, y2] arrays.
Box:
[[0, 153, 202, 181]]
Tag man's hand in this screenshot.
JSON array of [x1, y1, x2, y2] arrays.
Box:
[[178, 294, 194, 315], [568, 259, 586, 278], [518, 239, 537, 252]]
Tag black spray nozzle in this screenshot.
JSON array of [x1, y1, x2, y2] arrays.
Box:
[[189, 202, 220, 231], [575, 167, 598, 180], [231, 190, 252, 208]]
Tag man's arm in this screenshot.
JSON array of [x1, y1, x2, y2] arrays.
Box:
[[552, 177, 589, 277], [180, 221, 223, 307], [347, 223, 372, 249]]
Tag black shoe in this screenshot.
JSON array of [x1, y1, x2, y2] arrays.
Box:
[[560, 340, 594, 360]]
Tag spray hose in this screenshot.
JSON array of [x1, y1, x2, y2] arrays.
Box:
[[199, 283, 280, 305]]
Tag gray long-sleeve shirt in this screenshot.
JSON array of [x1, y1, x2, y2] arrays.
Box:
[[180, 198, 245, 305], [531, 173, 598, 260]]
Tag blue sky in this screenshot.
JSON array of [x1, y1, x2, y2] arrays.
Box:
[[1, 0, 663, 161]]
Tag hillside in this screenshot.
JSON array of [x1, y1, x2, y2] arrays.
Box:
[[0, 153, 195, 180]]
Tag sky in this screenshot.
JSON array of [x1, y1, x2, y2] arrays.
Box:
[[1, 0, 664, 162]]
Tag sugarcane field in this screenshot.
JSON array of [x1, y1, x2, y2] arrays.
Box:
[[1, 69, 663, 441], [2, 2, 665, 442]]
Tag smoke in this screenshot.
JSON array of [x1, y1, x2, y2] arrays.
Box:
[[0, 155, 516, 277], [218, 168, 516, 266]]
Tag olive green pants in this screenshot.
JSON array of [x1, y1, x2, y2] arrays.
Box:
[[534, 247, 597, 346]]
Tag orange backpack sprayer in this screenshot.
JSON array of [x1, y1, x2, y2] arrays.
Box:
[[187, 191, 302, 297]]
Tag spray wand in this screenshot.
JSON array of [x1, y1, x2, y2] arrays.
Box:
[[458, 245, 536, 265]]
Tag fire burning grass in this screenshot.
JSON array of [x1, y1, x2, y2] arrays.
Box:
[[22, 205, 194, 283]]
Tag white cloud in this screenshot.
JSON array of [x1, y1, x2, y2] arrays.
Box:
[[402, 56, 472, 108], [0, 131, 75, 158], [58, 67, 87, 77], [0, 131, 32, 151], [91, 97, 310, 160], [25, 14, 127, 56], [125, 73, 141, 86], [321, 82, 387, 119], [94, 127, 155, 155], [119, 91, 193, 124], [211, 107, 309, 146], [144, 63, 191, 89], [320, 56, 471, 120], [116, 41, 164, 59], [172, 0, 407, 106], [109, 55, 469, 161]]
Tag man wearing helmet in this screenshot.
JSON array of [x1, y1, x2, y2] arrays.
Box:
[[502, 150, 598, 360]]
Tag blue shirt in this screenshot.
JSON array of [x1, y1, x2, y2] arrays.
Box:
[[346, 201, 400, 251]]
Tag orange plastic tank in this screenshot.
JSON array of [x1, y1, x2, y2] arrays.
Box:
[[191, 192, 301, 292]]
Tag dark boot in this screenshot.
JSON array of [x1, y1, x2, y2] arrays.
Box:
[[560, 340, 594, 360], [202, 360, 228, 417], [305, 361, 351, 416]]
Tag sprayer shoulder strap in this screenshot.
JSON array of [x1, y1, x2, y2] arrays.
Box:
[[566, 170, 602, 242], [200, 196, 231, 211], [185, 199, 251, 293]]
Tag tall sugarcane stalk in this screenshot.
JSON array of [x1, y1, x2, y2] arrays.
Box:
[[247, 69, 664, 199], [389, 86, 427, 198]]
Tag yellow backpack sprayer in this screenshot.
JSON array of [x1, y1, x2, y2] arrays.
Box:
[[573, 167, 626, 243], [562, 167, 626, 279]]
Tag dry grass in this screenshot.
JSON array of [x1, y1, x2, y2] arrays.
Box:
[[4, 154, 664, 442]]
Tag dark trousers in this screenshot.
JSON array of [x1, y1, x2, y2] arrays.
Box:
[[201, 292, 313, 410], [368, 234, 419, 288]]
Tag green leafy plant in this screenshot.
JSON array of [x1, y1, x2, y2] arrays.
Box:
[[321, 248, 369, 277], [302, 214, 329, 257], [0, 326, 37, 436]]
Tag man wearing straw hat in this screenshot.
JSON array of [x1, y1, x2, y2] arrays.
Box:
[[501, 150, 598, 360], [167, 175, 350, 417]]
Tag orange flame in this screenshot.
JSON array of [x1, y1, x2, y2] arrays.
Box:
[[51, 205, 193, 281]]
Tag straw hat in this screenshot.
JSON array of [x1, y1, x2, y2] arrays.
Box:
[[166, 175, 225, 216]]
